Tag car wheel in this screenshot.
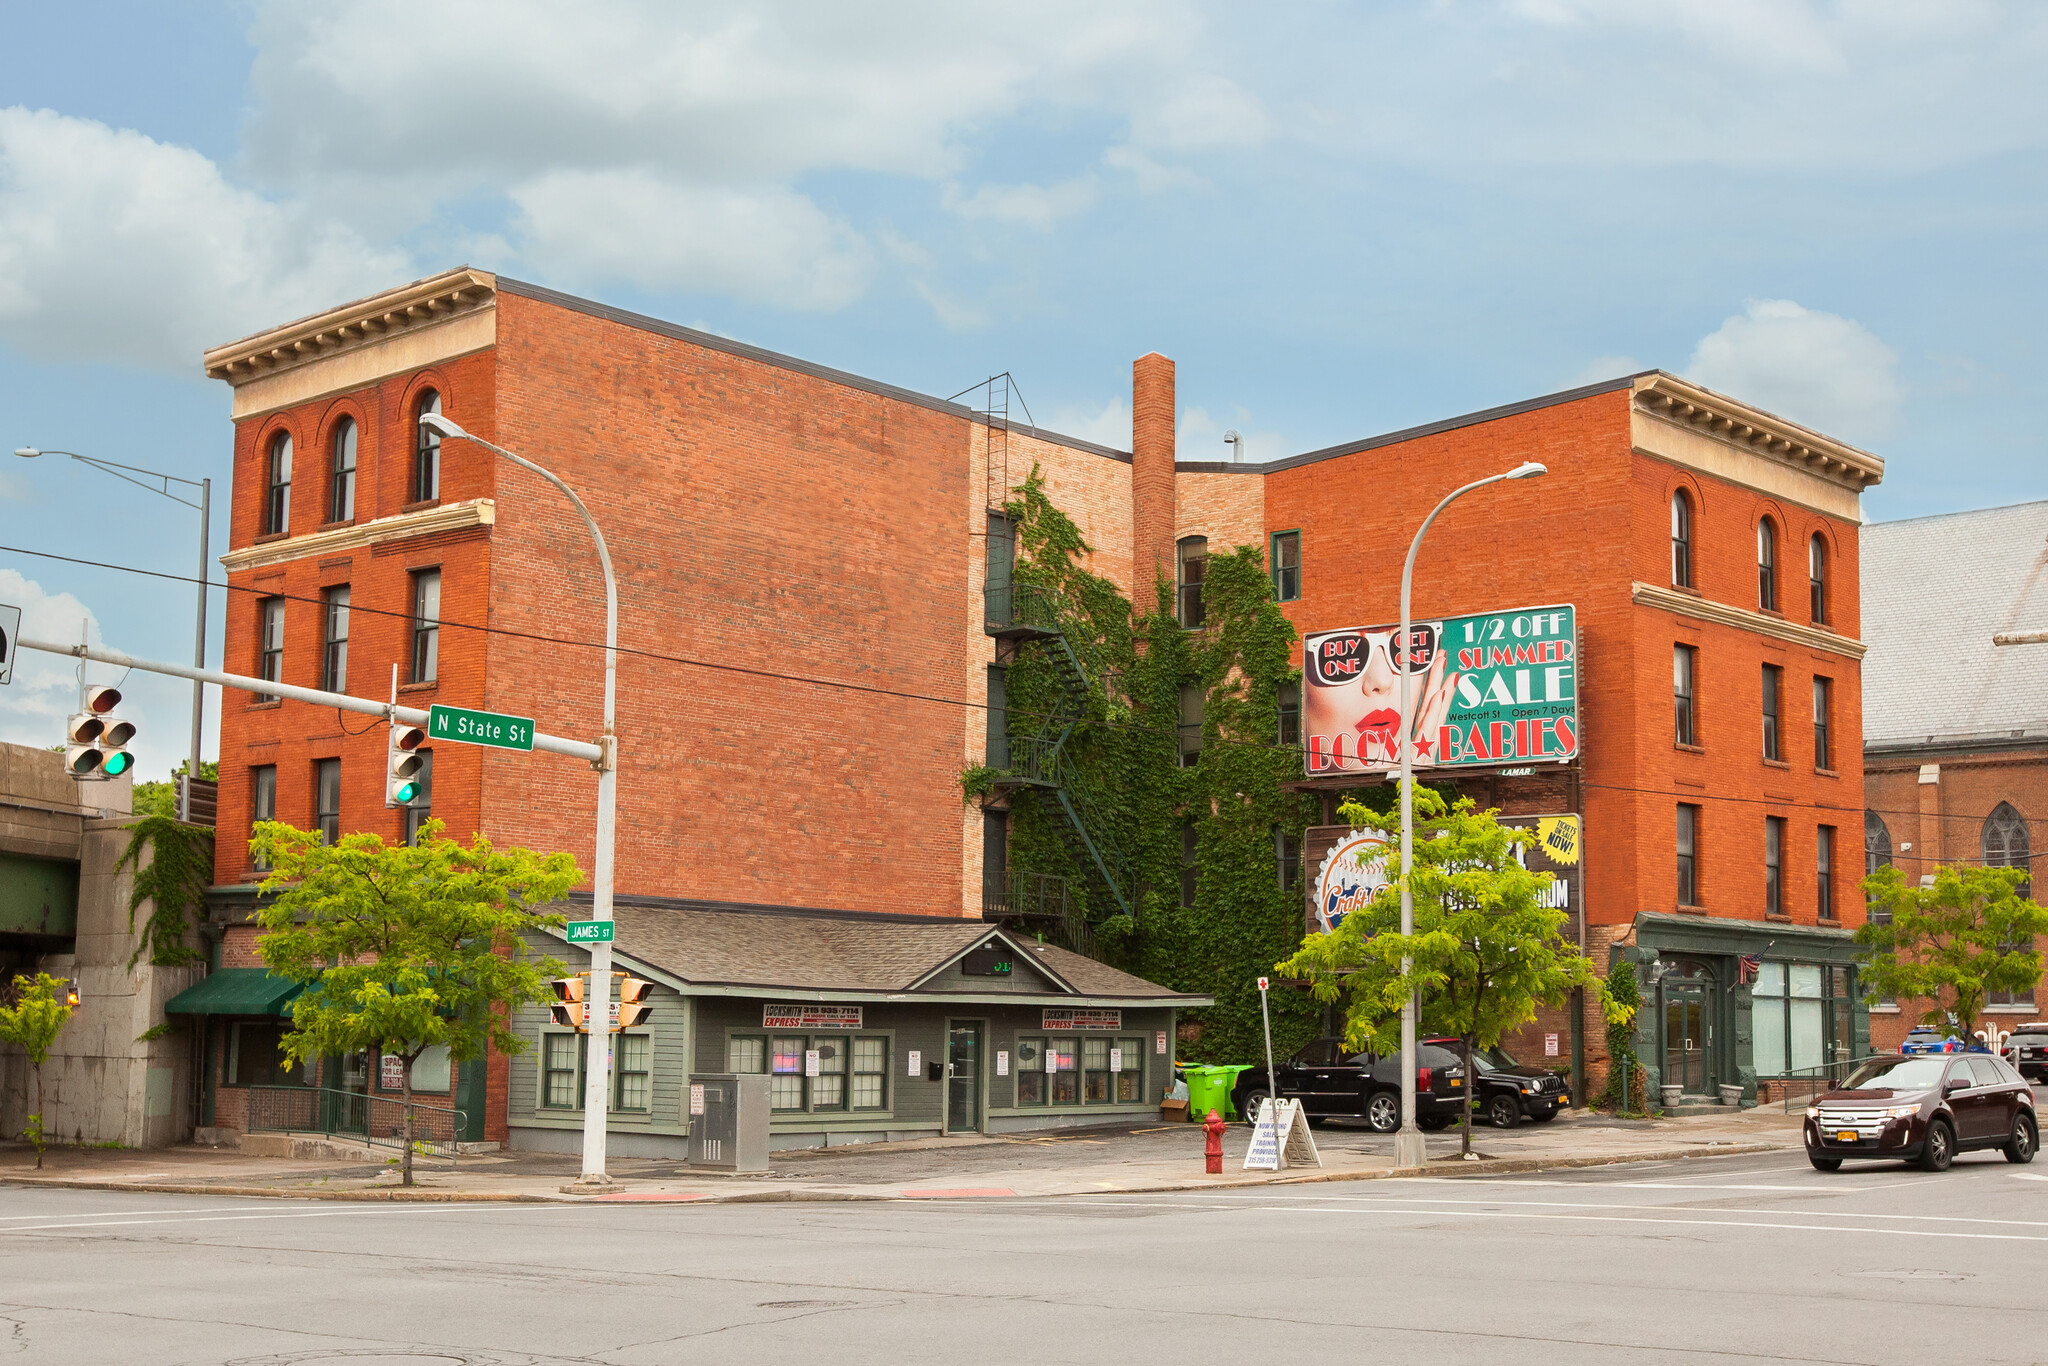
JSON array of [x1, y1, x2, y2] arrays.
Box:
[[2004, 1114, 2037, 1165], [1808, 1152, 1843, 1172], [1919, 1118, 1955, 1172], [1487, 1094, 1521, 1129], [1366, 1092, 1401, 1133], [1237, 1090, 1271, 1126]]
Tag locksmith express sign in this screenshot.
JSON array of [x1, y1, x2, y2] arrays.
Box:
[[1303, 604, 1577, 775]]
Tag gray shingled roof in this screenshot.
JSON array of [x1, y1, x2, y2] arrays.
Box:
[[1862, 500, 2048, 749], [552, 902, 1202, 1002]]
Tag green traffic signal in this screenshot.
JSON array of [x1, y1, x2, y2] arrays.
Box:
[[101, 750, 133, 777], [393, 779, 418, 804]]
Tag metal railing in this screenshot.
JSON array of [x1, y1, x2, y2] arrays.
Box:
[[983, 582, 1060, 635], [245, 1084, 469, 1159], [1773, 1055, 1878, 1112], [985, 871, 1070, 921]]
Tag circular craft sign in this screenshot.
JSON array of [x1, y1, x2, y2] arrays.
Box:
[[1311, 829, 1392, 934]]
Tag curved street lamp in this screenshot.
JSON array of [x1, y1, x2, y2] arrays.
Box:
[[1392, 460, 1546, 1170]]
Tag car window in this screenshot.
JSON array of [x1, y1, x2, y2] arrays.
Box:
[[1969, 1058, 2005, 1088], [1944, 1062, 1974, 1090], [1841, 1056, 1949, 1091], [1292, 1039, 1341, 1067], [1995, 1056, 2027, 1084], [1418, 1045, 1462, 1070], [2008, 1033, 2048, 1048]]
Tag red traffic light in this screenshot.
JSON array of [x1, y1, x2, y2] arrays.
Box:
[[83, 685, 122, 714]]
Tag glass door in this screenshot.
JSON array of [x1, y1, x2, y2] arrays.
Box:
[[1661, 960, 1718, 1096], [947, 1022, 982, 1133]]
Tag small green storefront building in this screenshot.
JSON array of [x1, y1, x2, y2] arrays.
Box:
[[508, 902, 1210, 1157], [1616, 914, 1870, 1105]]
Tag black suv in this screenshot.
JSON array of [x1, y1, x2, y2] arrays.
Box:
[[1425, 1037, 1572, 1128], [1231, 1038, 1467, 1132], [2004, 1026, 2048, 1083]]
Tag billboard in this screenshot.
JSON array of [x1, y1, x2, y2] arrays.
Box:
[[1303, 604, 1577, 776], [1303, 813, 1583, 940]]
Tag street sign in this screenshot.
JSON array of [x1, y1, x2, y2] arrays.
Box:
[[566, 920, 615, 944], [0, 603, 19, 685], [428, 703, 535, 752]]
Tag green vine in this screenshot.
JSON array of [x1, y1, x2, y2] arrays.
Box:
[[970, 467, 1371, 1064], [117, 815, 213, 970]]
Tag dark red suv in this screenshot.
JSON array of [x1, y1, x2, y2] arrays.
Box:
[[1804, 1052, 2037, 1172]]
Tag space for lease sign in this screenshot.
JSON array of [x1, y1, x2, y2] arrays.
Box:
[[1303, 604, 1578, 775]]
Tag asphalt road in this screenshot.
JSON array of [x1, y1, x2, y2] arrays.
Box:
[[4, 1147, 2045, 1366]]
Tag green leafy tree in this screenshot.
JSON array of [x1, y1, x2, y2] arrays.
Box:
[[1279, 787, 1599, 1155], [1594, 956, 1645, 1115], [1857, 863, 2048, 1041], [251, 819, 580, 1185], [0, 973, 77, 1168]]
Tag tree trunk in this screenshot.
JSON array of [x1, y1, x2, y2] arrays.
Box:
[[1461, 1033, 1474, 1158], [400, 1058, 415, 1187]]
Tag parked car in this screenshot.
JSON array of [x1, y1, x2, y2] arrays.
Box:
[[1900, 1025, 1989, 1055], [1803, 1052, 2036, 1172], [2003, 1026, 2048, 1083], [1230, 1038, 1467, 1132], [1424, 1037, 1572, 1128]]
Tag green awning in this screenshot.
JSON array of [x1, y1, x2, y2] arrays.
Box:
[[165, 968, 306, 1016]]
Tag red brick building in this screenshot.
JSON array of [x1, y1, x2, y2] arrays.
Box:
[[1861, 501, 2048, 1052], [191, 267, 1884, 1141]]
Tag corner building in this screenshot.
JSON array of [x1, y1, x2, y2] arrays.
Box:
[[197, 268, 1881, 1146]]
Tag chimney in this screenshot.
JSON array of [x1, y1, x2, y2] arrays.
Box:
[[1132, 353, 1176, 594]]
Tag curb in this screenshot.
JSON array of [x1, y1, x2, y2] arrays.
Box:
[[0, 1140, 1798, 1205]]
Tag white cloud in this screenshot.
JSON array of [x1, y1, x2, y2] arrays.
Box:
[[0, 569, 103, 739], [942, 178, 1098, 232], [1132, 74, 1274, 152], [0, 107, 408, 371], [1045, 397, 1131, 452], [1684, 299, 1901, 444], [509, 172, 874, 311]]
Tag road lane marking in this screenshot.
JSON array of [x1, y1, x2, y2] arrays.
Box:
[[0, 1204, 572, 1236]]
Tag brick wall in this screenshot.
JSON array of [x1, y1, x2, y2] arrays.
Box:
[[1132, 354, 1176, 590], [1176, 468, 1265, 565]]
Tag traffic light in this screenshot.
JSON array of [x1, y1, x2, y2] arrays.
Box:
[[65, 685, 133, 779], [385, 722, 426, 807], [616, 976, 654, 1030], [548, 976, 587, 1030], [61, 979, 80, 1007]]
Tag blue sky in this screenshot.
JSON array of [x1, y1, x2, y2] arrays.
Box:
[[4, 0, 2046, 783]]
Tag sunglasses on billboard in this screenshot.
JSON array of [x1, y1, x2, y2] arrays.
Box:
[[1307, 624, 1441, 686]]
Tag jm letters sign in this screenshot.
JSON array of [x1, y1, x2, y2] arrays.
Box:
[[1042, 1008, 1121, 1031], [1303, 604, 1577, 776], [762, 1004, 863, 1030]]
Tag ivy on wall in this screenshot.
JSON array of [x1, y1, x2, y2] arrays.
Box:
[[116, 816, 212, 970], [964, 468, 1370, 1064]]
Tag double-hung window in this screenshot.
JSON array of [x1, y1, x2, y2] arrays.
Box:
[[322, 586, 349, 693], [1676, 804, 1700, 907], [1765, 816, 1785, 916], [258, 598, 285, 694], [1176, 536, 1206, 628], [265, 433, 292, 535], [542, 1034, 581, 1108], [329, 417, 356, 523], [1808, 534, 1828, 624], [1761, 664, 1783, 761], [1757, 518, 1778, 611], [1270, 531, 1300, 602], [410, 569, 441, 684], [1817, 824, 1836, 921], [1812, 676, 1832, 770], [250, 764, 276, 872], [1671, 491, 1693, 588], [729, 1033, 889, 1112], [1277, 679, 1300, 747], [1674, 645, 1697, 746], [314, 758, 341, 846], [1178, 682, 1203, 767], [414, 391, 441, 503]]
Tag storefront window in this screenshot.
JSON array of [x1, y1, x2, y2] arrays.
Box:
[[229, 1022, 312, 1087], [1014, 1035, 1143, 1107], [731, 1032, 890, 1113], [1015, 1038, 1046, 1105], [1752, 962, 1853, 1076]]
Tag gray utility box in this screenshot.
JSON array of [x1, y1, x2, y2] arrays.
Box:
[[687, 1072, 770, 1171]]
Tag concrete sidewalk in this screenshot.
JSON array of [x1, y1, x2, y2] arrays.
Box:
[[0, 1105, 1805, 1204]]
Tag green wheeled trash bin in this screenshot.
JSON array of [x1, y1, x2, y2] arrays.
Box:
[[1182, 1066, 1232, 1123]]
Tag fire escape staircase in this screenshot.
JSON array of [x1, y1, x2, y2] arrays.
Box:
[[983, 581, 1139, 927]]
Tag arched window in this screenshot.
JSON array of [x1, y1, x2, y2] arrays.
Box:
[[414, 390, 442, 503], [1808, 533, 1828, 625], [1670, 490, 1693, 588], [1757, 517, 1777, 611], [329, 416, 356, 523], [1864, 810, 1891, 877], [265, 431, 292, 535], [1176, 535, 1207, 629], [1985, 803, 2032, 892]]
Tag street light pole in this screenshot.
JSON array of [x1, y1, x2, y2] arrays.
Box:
[[419, 413, 620, 1186], [15, 448, 210, 820], [1393, 460, 1546, 1171]]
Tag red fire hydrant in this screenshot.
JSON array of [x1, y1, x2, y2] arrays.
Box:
[[1203, 1108, 1227, 1174]]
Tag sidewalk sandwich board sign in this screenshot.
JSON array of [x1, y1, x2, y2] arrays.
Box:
[[1243, 1097, 1321, 1171]]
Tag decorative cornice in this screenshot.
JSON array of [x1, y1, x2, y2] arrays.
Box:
[[1632, 373, 1884, 492], [1631, 581, 1868, 660], [221, 499, 495, 575], [203, 267, 497, 386]]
